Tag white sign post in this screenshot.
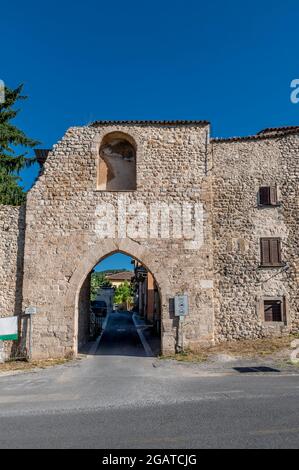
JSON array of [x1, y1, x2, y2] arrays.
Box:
[[24, 307, 38, 360], [174, 295, 189, 352], [0, 341, 4, 364]]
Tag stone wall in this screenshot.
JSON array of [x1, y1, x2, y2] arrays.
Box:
[[0, 205, 25, 360], [212, 132, 299, 341], [22, 123, 214, 359], [3, 122, 297, 361]]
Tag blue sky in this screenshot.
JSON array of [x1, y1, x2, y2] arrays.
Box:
[[2, 0, 299, 270], [95, 253, 133, 272]]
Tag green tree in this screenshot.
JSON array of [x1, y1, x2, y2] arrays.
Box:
[[114, 281, 134, 310], [90, 272, 113, 300], [0, 84, 39, 205]]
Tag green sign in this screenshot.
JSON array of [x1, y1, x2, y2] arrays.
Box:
[[0, 316, 18, 341]]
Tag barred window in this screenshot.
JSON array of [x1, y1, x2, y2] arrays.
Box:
[[264, 299, 283, 322]]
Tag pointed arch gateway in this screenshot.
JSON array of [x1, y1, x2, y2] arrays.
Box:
[[63, 238, 171, 357]]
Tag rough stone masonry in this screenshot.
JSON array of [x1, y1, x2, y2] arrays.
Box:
[[0, 121, 298, 359]]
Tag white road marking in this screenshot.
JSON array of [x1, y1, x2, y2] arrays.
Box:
[[87, 312, 111, 355], [132, 314, 154, 357]]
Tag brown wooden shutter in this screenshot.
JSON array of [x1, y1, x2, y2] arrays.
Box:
[[259, 186, 277, 205], [269, 238, 281, 265], [270, 186, 277, 205], [260, 238, 270, 265], [260, 238, 281, 266]]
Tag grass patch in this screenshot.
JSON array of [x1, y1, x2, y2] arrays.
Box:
[[161, 350, 208, 363], [160, 335, 298, 363], [207, 335, 297, 357], [0, 358, 69, 373], [281, 359, 299, 367]]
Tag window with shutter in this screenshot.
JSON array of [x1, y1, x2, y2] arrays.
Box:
[[259, 186, 278, 206], [260, 238, 282, 267], [264, 300, 283, 322]]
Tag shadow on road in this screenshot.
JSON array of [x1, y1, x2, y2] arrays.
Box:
[[234, 366, 281, 374], [95, 310, 147, 357]]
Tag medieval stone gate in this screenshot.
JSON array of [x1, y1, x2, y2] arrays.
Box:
[[21, 121, 215, 359]]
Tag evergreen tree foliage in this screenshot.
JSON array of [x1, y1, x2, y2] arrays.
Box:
[[0, 84, 39, 205]]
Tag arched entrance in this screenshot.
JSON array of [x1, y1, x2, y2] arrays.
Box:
[[63, 238, 171, 357], [77, 251, 162, 356]]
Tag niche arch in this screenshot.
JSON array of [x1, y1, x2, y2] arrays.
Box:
[[97, 131, 137, 190]]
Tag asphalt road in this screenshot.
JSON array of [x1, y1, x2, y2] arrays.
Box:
[[97, 310, 146, 357], [0, 311, 298, 449]]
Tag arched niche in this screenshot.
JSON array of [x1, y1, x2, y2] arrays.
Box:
[[97, 132, 137, 190]]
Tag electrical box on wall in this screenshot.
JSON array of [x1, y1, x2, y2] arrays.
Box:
[[174, 295, 189, 316]]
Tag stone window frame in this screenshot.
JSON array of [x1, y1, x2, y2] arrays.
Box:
[[257, 295, 289, 326]]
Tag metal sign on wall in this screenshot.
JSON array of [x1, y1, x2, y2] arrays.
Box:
[[25, 306, 37, 315], [174, 295, 189, 316]]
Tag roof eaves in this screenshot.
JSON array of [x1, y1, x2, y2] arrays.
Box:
[[211, 127, 299, 143], [89, 120, 210, 127], [257, 125, 299, 135]]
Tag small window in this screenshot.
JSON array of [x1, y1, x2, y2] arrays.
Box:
[[260, 238, 282, 267], [264, 299, 283, 322], [259, 186, 278, 206]]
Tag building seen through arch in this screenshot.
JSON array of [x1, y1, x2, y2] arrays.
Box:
[[77, 252, 161, 356]]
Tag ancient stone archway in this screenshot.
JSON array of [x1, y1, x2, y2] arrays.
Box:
[[21, 122, 215, 360], [63, 238, 171, 357]]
